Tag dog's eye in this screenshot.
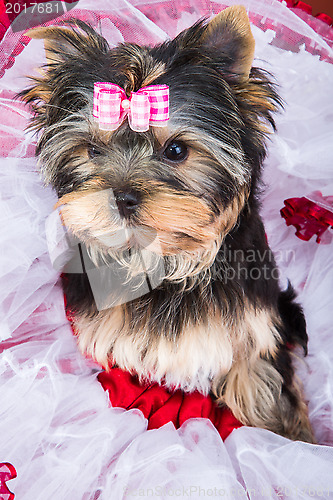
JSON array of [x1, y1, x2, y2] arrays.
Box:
[[163, 141, 188, 163], [88, 146, 102, 159]]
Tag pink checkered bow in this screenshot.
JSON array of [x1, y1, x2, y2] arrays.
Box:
[[93, 83, 169, 132]]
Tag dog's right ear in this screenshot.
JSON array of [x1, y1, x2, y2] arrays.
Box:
[[25, 20, 109, 66], [19, 21, 110, 129]]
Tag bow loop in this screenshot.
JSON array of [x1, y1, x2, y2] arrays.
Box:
[[127, 91, 150, 132], [93, 83, 169, 132]]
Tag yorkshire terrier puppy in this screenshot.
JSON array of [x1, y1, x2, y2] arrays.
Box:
[[20, 5, 314, 442]]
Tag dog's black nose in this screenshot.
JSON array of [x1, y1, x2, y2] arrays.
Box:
[[114, 190, 140, 218]]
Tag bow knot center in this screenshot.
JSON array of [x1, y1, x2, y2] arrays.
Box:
[[121, 99, 131, 110]]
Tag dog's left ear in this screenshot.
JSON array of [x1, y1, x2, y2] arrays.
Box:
[[201, 5, 255, 82], [25, 20, 109, 67]]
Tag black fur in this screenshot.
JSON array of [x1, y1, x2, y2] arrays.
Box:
[[20, 13, 312, 441]]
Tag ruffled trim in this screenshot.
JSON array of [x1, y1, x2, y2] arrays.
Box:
[[98, 368, 243, 441], [0, 0, 333, 78]]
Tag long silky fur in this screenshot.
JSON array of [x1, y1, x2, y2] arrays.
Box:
[[20, 10, 314, 442]]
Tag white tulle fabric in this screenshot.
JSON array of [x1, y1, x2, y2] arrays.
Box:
[[1, 0, 333, 498]]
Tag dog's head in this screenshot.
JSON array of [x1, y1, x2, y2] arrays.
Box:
[[21, 6, 280, 281]]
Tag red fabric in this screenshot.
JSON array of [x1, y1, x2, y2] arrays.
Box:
[[316, 13, 333, 25], [98, 368, 243, 440], [288, 0, 332, 25], [0, 1, 10, 40], [0, 462, 17, 500], [294, 1, 313, 15], [281, 195, 333, 243]]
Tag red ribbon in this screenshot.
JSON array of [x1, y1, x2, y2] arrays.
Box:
[[281, 196, 333, 244], [98, 368, 242, 440], [0, 463, 17, 500]]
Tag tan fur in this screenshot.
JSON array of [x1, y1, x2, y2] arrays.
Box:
[[213, 356, 314, 442], [20, 80, 51, 106], [56, 188, 123, 250], [26, 26, 71, 64], [214, 357, 283, 426], [166, 129, 250, 184], [234, 82, 280, 135], [140, 61, 166, 87], [150, 124, 171, 147], [55, 182, 247, 261], [26, 23, 104, 65], [118, 45, 166, 93], [204, 5, 255, 81], [56, 184, 230, 285], [141, 189, 220, 253], [73, 301, 280, 394], [237, 85, 278, 112]]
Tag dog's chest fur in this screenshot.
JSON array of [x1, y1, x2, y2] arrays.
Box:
[[72, 278, 280, 394]]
